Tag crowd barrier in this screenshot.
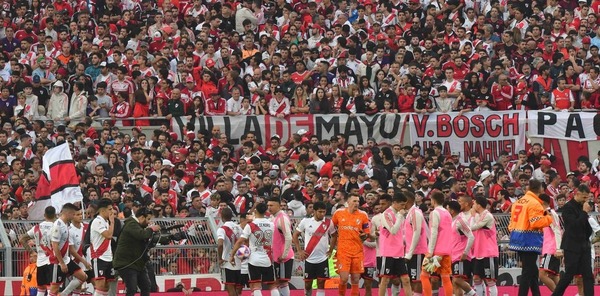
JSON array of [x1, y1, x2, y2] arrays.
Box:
[[3, 214, 600, 292]]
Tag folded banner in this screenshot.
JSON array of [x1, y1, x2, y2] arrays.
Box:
[[172, 114, 408, 147], [409, 111, 527, 164], [29, 142, 83, 220], [528, 111, 600, 142]]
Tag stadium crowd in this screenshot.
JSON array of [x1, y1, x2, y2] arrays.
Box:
[[0, 0, 599, 294]]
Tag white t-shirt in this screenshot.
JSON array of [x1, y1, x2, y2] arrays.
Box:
[[51, 218, 71, 264], [241, 218, 273, 267], [90, 216, 112, 261], [227, 97, 243, 113], [26, 221, 54, 266], [296, 217, 336, 263], [310, 158, 326, 172], [217, 221, 243, 271]]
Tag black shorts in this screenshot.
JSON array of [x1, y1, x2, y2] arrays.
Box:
[[407, 254, 425, 281], [240, 273, 249, 287], [248, 264, 275, 283], [379, 257, 409, 277], [52, 261, 82, 284], [274, 259, 293, 281], [92, 258, 115, 280], [37, 264, 53, 287], [361, 267, 377, 280], [221, 268, 241, 285], [539, 254, 560, 276], [473, 257, 499, 280], [451, 260, 473, 279], [304, 260, 330, 280]]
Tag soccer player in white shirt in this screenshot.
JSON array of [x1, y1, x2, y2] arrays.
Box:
[[65, 209, 93, 296], [49, 203, 89, 296], [293, 201, 337, 296], [20, 206, 57, 296], [218, 208, 244, 296], [90, 198, 116, 296], [230, 203, 280, 296]]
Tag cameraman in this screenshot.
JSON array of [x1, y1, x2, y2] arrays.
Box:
[[113, 207, 161, 296]]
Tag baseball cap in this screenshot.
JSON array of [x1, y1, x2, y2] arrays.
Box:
[[100, 61, 107, 67], [206, 59, 215, 67], [582, 37, 591, 44], [33, 75, 41, 83]]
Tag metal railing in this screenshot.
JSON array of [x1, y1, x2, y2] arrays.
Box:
[[3, 213, 600, 277]]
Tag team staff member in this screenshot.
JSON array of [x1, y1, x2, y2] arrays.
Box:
[[332, 193, 371, 296], [113, 207, 161, 296], [552, 185, 594, 296], [508, 180, 553, 296]]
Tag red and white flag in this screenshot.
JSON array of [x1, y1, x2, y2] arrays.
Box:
[[28, 142, 83, 220]]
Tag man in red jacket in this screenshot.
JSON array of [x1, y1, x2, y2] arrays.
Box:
[[491, 74, 514, 110]]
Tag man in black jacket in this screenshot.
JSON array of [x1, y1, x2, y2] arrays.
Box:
[[551, 184, 594, 296], [113, 208, 161, 296]]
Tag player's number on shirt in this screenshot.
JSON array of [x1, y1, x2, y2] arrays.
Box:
[[512, 204, 523, 222], [253, 230, 273, 247]]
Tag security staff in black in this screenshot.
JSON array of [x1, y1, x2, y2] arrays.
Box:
[[113, 208, 161, 296], [551, 184, 594, 296]]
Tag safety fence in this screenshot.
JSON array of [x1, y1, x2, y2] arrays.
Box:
[[2, 213, 600, 277]]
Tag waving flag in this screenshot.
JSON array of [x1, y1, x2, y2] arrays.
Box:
[[28, 142, 83, 220]]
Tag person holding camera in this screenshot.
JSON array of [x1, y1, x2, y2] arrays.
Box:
[[113, 207, 161, 296]]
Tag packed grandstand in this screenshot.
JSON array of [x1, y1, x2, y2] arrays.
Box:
[[0, 0, 600, 294]]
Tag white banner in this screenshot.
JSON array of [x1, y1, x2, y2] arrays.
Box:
[[171, 114, 409, 147], [409, 111, 527, 163], [528, 111, 600, 142]]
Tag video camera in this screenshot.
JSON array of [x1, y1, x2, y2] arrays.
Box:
[[148, 224, 187, 247]]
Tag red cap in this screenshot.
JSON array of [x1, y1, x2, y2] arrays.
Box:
[[540, 159, 552, 166], [338, 52, 347, 59], [206, 59, 215, 67], [176, 148, 188, 155], [377, 33, 387, 41], [169, 132, 178, 141], [345, 160, 353, 165], [582, 36, 591, 44]]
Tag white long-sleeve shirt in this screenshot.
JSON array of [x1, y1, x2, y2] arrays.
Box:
[[69, 92, 88, 122], [47, 93, 69, 120]]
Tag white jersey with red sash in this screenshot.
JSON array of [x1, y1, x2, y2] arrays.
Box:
[[241, 218, 274, 267], [217, 221, 243, 270], [296, 217, 336, 264], [27, 221, 54, 266], [442, 79, 461, 94], [50, 218, 71, 264], [345, 97, 357, 113], [69, 223, 88, 264], [269, 97, 290, 116], [90, 215, 112, 261]]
